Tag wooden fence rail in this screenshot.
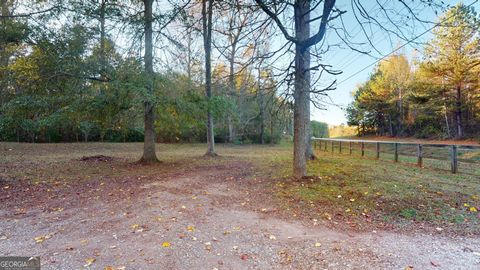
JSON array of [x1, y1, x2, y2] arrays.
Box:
[[312, 138, 480, 175]]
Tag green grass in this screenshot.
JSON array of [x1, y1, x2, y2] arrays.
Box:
[[270, 147, 480, 234]]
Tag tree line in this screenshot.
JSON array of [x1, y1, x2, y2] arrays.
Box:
[[347, 4, 480, 139], [0, 0, 293, 147], [1, 0, 455, 177]]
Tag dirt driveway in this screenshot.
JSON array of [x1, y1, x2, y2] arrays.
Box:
[[0, 148, 479, 269]]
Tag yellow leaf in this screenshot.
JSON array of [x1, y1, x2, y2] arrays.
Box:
[[162, 242, 171, 247], [470, 207, 478, 212], [34, 234, 52, 244], [34, 236, 45, 243], [464, 203, 470, 207], [84, 258, 96, 266], [104, 267, 114, 270], [315, 242, 321, 247], [187, 225, 195, 232], [131, 224, 140, 229]]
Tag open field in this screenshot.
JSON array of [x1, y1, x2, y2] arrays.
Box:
[[0, 142, 479, 269]]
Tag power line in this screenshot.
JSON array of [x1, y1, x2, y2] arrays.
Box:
[[336, 0, 479, 87]]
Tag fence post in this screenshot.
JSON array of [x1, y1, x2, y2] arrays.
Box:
[[324, 140, 327, 151], [376, 142, 380, 159], [361, 142, 365, 157], [394, 143, 399, 162], [417, 144, 423, 167], [331, 141, 334, 153], [339, 142, 342, 154], [451, 145, 458, 174], [349, 142, 352, 155]]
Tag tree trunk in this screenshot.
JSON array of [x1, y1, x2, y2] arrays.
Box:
[[186, 29, 192, 80], [203, 0, 216, 156], [100, 0, 106, 84], [397, 87, 403, 135], [388, 115, 394, 136], [227, 46, 236, 143], [258, 66, 265, 145], [455, 84, 463, 138], [293, 0, 310, 178], [269, 118, 274, 145], [302, 8, 314, 160], [141, 0, 158, 162]]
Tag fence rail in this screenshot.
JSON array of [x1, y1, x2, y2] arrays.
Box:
[[312, 138, 480, 175]]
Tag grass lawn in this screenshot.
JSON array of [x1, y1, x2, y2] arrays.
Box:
[[264, 146, 480, 235], [1, 142, 479, 235]]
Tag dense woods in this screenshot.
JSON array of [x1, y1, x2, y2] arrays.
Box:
[[0, 0, 293, 145], [347, 4, 480, 139]]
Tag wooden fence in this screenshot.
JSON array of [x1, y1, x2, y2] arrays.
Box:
[[312, 138, 480, 175]]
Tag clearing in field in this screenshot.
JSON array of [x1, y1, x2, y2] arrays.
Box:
[[0, 143, 479, 269]]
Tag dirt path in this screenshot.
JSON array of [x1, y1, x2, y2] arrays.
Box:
[[1, 160, 479, 269]]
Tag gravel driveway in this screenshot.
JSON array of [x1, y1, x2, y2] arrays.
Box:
[[1, 160, 479, 269]]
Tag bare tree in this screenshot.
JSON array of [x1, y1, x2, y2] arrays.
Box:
[[212, 0, 267, 143]]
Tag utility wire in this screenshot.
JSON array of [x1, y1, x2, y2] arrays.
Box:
[[336, 0, 479, 87]]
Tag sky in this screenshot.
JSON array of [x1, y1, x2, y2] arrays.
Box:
[[310, 0, 480, 126]]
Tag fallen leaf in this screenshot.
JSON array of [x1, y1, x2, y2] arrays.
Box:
[[187, 225, 195, 232], [84, 258, 96, 267], [34, 234, 52, 244], [269, 235, 276, 240], [240, 254, 248, 260], [315, 242, 321, 247], [469, 207, 477, 212], [104, 266, 114, 270], [162, 242, 171, 247], [34, 236, 46, 244], [430, 261, 440, 267]]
